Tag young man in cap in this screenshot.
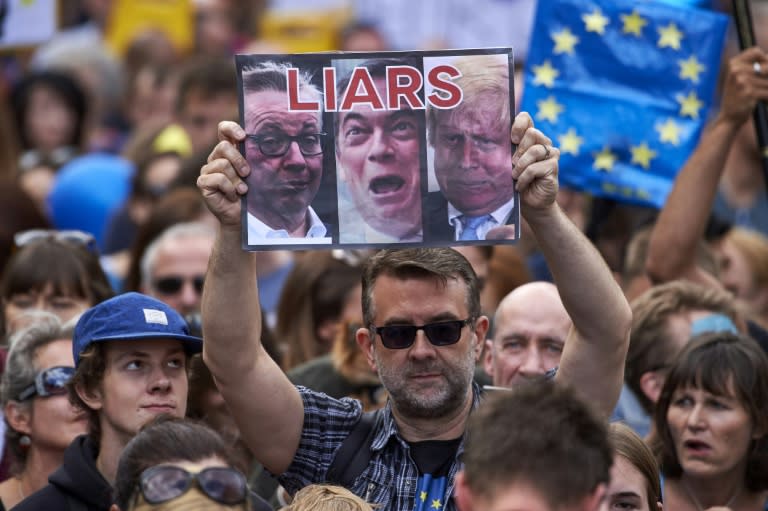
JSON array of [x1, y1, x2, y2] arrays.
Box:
[[14, 292, 202, 511]]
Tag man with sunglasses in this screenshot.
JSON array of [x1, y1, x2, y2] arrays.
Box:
[[140, 222, 214, 321], [14, 292, 203, 511], [240, 60, 333, 245], [197, 111, 631, 511]]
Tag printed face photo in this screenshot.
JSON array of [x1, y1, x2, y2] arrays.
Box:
[[334, 58, 425, 243]]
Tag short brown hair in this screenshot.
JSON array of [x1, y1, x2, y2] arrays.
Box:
[[652, 332, 768, 491], [67, 343, 107, 447], [361, 248, 480, 329], [463, 382, 612, 508]]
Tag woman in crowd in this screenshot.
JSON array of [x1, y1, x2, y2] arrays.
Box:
[[0, 312, 87, 510], [10, 70, 88, 213], [601, 422, 661, 511], [0, 229, 114, 340], [111, 416, 270, 511], [652, 331, 768, 511]]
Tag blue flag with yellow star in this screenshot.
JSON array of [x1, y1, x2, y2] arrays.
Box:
[[520, 0, 728, 207]]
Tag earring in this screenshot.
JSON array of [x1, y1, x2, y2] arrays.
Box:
[[19, 435, 31, 450]]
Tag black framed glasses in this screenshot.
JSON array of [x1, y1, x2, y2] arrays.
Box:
[[370, 318, 475, 350], [246, 132, 326, 157], [152, 275, 205, 295], [13, 229, 97, 253], [137, 465, 248, 506], [17, 366, 75, 401]]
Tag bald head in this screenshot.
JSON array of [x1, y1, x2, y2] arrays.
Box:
[[485, 282, 572, 387]]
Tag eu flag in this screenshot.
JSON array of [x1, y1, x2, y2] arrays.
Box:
[[520, 0, 728, 207]]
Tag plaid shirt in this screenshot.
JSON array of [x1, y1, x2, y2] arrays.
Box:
[[278, 384, 483, 511]]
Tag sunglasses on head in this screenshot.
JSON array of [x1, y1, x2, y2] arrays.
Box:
[[370, 318, 474, 349], [17, 366, 75, 401], [152, 275, 205, 295], [13, 229, 97, 253], [137, 465, 248, 506]]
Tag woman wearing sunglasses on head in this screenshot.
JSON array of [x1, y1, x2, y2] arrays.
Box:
[[651, 331, 768, 511], [0, 312, 87, 510], [0, 229, 114, 340], [111, 415, 271, 511]]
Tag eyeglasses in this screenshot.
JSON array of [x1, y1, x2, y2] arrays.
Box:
[[13, 229, 97, 253], [17, 366, 75, 401], [137, 465, 248, 506], [246, 132, 326, 157], [152, 276, 205, 295], [370, 318, 474, 350]]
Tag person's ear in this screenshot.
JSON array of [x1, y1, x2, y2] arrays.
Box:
[[75, 381, 104, 412], [109, 504, 121, 511], [581, 482, 607, 511], [5, 401, 32, 435], [482, 339, 495, 379], [656, 500, 663, 511], [356, 326, 377, 372], [639, 371, 665, 405], [472, 316, 490, 361], [453, 471, 474, 511]]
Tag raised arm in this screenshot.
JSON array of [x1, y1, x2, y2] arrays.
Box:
[[197, 121, 303, 474], [646, 46, 768, 287], [511, 112, 632, 419]]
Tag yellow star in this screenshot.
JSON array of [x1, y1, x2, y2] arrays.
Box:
[[621, 10, 647, 37], [552, 28, 579, 55], [532, 60, 559, 88], [636, 188, 652, 201], [431, 499, 443, 509], [658, 23, 683, 50], [678, 55, 705, 83], [677, 91, 703, 119], [603, 182, 618, 194], [583, 9, 610, 35], [536, 96, 564, 123], [558, 128, 584, 155], [593, 147, 617, 171], [20, 0, 35, 5], [420, 491, 427, 502], [656, 118, 683, 146], [630, 142, 657, 169]]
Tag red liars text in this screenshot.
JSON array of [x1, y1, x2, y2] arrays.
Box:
[[286, 65, 463, 112]]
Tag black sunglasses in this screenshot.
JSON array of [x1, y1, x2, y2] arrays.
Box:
[[137, 465, 248, 506], [17, 366, 75, 401], [246, 132, 326, 157], [152, 275, 205, 295], [370, 318, 474, 350]]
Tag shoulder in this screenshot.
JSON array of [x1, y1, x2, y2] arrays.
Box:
[[12, 484, 68, 511]]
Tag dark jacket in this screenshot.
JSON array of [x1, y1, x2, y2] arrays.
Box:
[[14, 435, 112, 511]]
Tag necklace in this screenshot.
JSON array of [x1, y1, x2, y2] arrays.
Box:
[[16, 477, 26, 501], [681, 479, 741, 511]]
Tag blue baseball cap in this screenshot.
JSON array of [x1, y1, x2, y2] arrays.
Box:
[[73, 292, 203, 367]]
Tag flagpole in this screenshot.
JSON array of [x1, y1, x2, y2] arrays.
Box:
[[732, 0, 768, 190]]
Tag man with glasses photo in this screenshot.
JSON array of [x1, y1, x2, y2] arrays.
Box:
[[238, 60, 333, 245], [197, 111, 631, 511]]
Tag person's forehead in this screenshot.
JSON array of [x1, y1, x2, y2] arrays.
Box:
[[104, 338, 185, 357], [245, 89, 321, 129], [370, 273, 469, 318]]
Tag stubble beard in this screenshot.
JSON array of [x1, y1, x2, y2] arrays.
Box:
[[374, 347, 476, 420]]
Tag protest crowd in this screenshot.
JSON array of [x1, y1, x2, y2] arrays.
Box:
[[0, 0, 768, 510]]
